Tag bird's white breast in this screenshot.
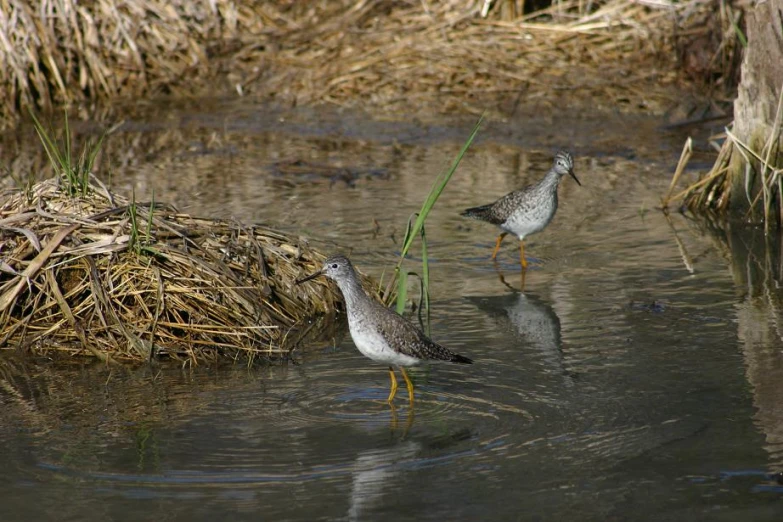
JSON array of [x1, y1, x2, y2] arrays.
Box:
[[503, 196, 557, 240], [347, 314, 421, 367]]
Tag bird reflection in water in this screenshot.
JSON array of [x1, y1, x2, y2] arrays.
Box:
[[388, 402, 415, 435], [494, 257, 528, 291], [467, 276, 572, 380], [347, 428, 473, 521], [347, 439, 422, 521]]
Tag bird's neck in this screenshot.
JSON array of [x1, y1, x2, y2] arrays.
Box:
[[335, 276, 369, 313], [537, 169, 561, 192]]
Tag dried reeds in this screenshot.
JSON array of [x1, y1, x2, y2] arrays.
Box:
[[0, 176, 366, 364], [213, 0, 726, 115], [0, 0, 731, 126], [664, 85, 783, 229]]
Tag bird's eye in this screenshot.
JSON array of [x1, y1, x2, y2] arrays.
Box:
[[331, 263, 338, 269]]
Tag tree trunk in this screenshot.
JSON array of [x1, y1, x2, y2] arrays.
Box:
[[728, 0, 783, 222]]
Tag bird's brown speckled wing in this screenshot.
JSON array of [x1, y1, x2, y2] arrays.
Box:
[[371, 303, 472, 364], [462, 185, 535, 225]]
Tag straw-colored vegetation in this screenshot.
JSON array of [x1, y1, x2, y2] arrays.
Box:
[[662, 0, 782, 228], [1, 0, 730, 126], [666, 104, 783, 230], [0, 171, 371, 364]]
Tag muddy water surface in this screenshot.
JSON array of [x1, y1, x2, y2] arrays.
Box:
[[2, 101, 783, 521]]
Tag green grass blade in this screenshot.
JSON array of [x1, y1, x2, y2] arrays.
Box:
[[420, 224, 430, 336], [390, 113, 484, 316], [129, 187, 139, 253], [86, 133, 106, 174], [29, 109, 106, 197], [64, 110, 71, 177], [731, 15, 747, 48], [146, 189, 155, 243], [29, 110, 63, 176], [384, 213, 418, 307], [399, 112, 484, 260], [395, 269, 408, 314], [397, 212, 418, 263]]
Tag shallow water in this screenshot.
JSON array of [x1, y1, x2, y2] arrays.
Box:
[[2, 100, 783, 521]]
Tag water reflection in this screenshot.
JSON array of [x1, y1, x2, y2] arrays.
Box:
[[348, 440, 421, 521], [388, 404, 416, 435], [492, 259, 528, 291], [715, 221, 783, 475], [347, 423, 477, 521], [465, 287, 571, 381], [4, 102, 783, 519]]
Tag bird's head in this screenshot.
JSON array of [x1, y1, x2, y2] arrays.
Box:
[[552, 150, 580, 186]]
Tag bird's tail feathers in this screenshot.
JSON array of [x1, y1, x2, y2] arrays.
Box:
[[460, 204, 493, 221], [450, 353, 473, 365]]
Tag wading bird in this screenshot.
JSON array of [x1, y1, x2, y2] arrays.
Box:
[[461, 150, 580, 270], [296, 255, 473, 406]]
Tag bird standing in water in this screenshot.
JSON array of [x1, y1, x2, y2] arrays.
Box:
[[461, 150, 580, 270], [296, 255, 473, 406]]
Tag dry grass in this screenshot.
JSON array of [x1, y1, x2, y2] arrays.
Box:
[[664, 85, 783, 229], [0, 0, 734, 126], [0, 176, 373, 364]]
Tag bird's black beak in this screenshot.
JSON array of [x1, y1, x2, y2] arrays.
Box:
[[569, 169, 582, 186], [295, 270, 323, 285]]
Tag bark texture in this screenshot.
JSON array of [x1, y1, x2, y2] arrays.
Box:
[[729, 0, 783, 219]]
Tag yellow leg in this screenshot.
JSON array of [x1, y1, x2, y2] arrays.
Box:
[[519, 240, 528, 270], [491, 232, 508, 260], [520, 266, 527, 291], [399, 367, 415, 406], [386, 366, 399, 403], [388, 402, 399, 430]]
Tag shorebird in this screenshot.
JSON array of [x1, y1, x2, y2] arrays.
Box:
[[461, 150, 580, 269], [296, 255, 473, 406]]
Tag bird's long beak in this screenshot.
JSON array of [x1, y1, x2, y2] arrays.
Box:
[[569, 169, 582, 186], [295, 270, 323, 285]]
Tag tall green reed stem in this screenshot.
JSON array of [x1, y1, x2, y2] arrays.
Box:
[[384, 113, 484, 334]]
